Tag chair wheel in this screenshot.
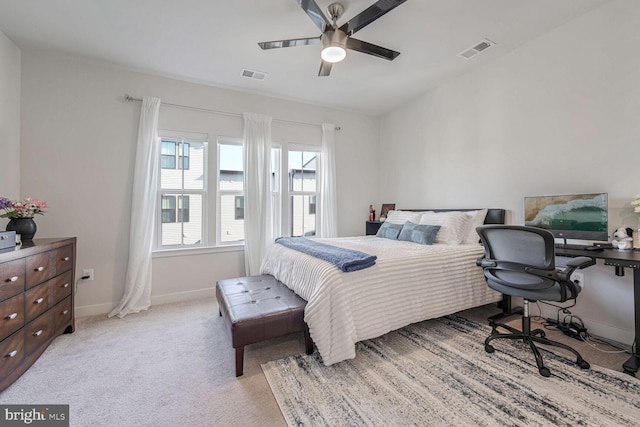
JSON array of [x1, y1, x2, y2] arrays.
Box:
[[485, 344, 495, 353], [577, 359, 590, 370], [539, 367, 551, 377]]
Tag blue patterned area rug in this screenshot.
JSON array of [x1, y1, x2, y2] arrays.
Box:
[[262, 315, 640, 426]]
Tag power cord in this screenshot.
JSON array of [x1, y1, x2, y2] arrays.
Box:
[[524, 303, 630, 355], [580, 333, 630, 354], [75, 273, 92, 296]]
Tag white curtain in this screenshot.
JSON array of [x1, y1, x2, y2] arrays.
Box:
[[243, 112, 273, 276], [109, 96, 161, 318], [318, 123, 338, 237]]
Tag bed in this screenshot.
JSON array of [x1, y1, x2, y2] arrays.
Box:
[[260, 208, 506, 366]]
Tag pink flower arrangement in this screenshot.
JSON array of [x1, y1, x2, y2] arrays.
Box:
[[0, 197, 48, 219]]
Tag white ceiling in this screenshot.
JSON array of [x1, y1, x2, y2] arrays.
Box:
[[0, 0, 610, 115]]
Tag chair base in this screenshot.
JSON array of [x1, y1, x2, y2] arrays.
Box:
[[485, 308, 590, 377]]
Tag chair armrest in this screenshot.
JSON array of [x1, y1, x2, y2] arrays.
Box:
[[476, 258, 497, 268], [556, 256, 596, 284], [566, 256, 596, 269]]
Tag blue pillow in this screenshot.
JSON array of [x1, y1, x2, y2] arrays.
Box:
[[375, 221, 403, 240], [398, 222, 441, 245]]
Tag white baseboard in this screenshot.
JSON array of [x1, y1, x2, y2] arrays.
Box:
[[75, 287, 216, 318], [151, 287, 216, 306]]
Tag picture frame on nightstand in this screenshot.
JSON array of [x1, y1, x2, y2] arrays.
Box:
[[380, 203, 395, 219]]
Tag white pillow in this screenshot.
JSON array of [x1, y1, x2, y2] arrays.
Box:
[[462, 209, 488, 244], [385, 210, 425, 225], [419, 211, 471, 245]]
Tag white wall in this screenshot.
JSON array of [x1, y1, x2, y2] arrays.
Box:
[[19, 51, 379, 316], [0, 30, 20, 217], [380, 0, 640, 344]]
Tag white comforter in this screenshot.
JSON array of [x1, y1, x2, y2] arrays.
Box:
[[260, 236, 501, 366]]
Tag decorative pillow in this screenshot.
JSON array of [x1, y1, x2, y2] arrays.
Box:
[[398, 222, 441, 245], [384, 210, 425, 225], [419, 211, 471, 245], [462, 209, 488, 244], [375, 221, 403, 240]]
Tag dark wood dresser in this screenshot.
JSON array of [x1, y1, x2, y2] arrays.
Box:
[[0, 237, 76, 392]]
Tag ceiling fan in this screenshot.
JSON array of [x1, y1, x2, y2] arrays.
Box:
[[258, 0, 407, 76]]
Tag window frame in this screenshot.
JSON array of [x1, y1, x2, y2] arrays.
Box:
[[285, 145, 320, 238], [155, 134, 208, 250], [216, 137, 245, 246]]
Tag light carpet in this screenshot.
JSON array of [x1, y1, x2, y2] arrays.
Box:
[[262, 315, 640, 427]]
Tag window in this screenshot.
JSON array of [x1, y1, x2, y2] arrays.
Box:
[[161, 195, 190, 223], [157, 137, 206, 248], [161, 140, 190, 170], [288, 150, 318, 237], [309, 195, 316, 215], [234, 196, 244, 220], [218, 140, 244, 244]]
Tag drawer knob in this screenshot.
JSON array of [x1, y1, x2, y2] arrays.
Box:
[[33, 330, 43, 337], [35, 297, 44, 304], [61, 310, 69, 315], [35, 266, 44, 272], [63, 256, 70, 261], [5, 313, 18, 320], [6, 350, 18, 358], [63, 283, 70, 288], [8, 276, 19, 283]]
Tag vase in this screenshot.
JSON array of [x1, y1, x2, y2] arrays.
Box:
[[634, 229, 640, 250], [6, 217, 37, 240]]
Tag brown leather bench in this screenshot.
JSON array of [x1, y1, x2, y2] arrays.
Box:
[[216, 275, 314, 376]]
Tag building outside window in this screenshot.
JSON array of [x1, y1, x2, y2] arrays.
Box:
[[157, 137, 206, 248]]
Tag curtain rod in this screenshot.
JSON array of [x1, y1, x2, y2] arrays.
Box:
[[124, 95, 341, 131]]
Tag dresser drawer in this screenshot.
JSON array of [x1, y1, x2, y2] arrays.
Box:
[[25, 312, 54, 355], [53, 297, 72, 333], [25, 281, 51, 322], [55, 245, 73, 274], [0, 330, 25, 379], [0, 258, 25, 302], [52, 271, 72, 304], [0, 294, 25, 340], [26, 251, 54, 289]]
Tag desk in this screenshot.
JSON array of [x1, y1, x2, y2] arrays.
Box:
[[555, 246, 640, 376]]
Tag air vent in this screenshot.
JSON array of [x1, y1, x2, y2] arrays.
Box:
[[240, 68, 267, 80], [457, 39, 496, 60]]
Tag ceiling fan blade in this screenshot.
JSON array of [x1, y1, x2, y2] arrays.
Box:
[[339, 0, 407, 35], [347, 38, 400, 61], [258, 37, 321, 50], [297, 0, 332, 33], [318, 61, 333, 76]]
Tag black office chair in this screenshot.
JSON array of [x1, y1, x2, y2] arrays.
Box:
[[476, 225, 595, 377]]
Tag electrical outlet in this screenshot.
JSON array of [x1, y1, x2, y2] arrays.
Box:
[[82, 268, 94, 281], [571, 271, 584, 289]]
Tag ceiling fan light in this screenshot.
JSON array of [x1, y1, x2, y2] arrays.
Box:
[[321, 46, 346, 63], [321, 30, 347, 63]]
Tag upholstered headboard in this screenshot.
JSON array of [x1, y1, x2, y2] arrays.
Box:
[[403, 208, 506, 225]]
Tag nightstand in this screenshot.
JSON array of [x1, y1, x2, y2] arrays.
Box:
[[365, 221, 382, 235]]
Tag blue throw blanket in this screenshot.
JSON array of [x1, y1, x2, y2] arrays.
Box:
[[275, 237, 377, 272]]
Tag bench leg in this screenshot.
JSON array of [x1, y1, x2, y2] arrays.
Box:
[[235, 347, 244, 377], [304, 328, 314, 355]]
